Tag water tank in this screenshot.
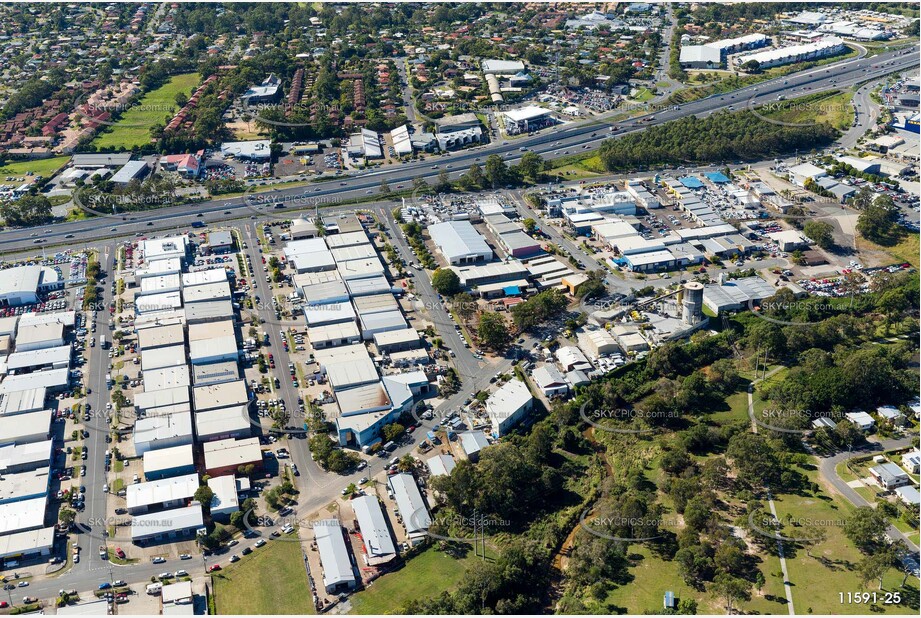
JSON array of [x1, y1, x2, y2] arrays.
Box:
[[681, 281, 704, 325]]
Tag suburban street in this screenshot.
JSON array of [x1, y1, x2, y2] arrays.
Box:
[[818, 436, 919, 554]]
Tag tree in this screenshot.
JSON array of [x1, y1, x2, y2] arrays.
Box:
[[435, 168, 452, 193], [516, 151, 544, 181], [857, 547, 895, 590], [0, 194, 53, 227], [803, 220, 834, 249], [484, 154, 509, 188], [431, 268, 461, 296], [478, 312, 512, 350], [712, 573, 752, 613], [379, 179, 391, 194], [843, 507, 888, 554], [740, 59, 761, 73], [382, 422, 405, 443], [194, 485, 215, 509], [522, 218, 538, 234], [59, 508, 76, 527], [451, 292, 477, 321], [856, 195, 900, 245], [467, 163, 485, 188]]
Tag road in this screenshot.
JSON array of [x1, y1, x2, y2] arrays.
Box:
[[1, 45, 916, 255], [817, 436, 919, 554]]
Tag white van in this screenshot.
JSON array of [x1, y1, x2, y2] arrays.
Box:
[[146, 583, 162, 595]]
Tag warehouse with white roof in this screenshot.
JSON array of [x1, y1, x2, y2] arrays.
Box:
[[351, 495, 396, 565], [428, 221, 493, 265], [486, 379, 534, 437], [388, 473, 430, 543], [126, 472, 199, 514], [313, 519, 357, 593]]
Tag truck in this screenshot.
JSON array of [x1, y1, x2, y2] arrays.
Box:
[[100, 335, 107, 349], [146, 583, 162, 595]]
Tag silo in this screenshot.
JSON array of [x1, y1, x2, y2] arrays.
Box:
[[681, 281, 704, 325]]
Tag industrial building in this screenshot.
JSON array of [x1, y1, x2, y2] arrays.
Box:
[[460, 431, 491, 462], [0, 527, 54, 561], [194, 405, 252, 442], [133, 412, 194, 455], [531, 365, 569, 398], [0, 497, 47, 536], [351, 495, 396, 565], [142, 444, 196, 481], [192, 380, 249, 413], [429, 221, 493, 265], [500, 106, 555, 134], [313, 520, 357, 593], [702, 276, 777, 315], [388, 473, 430, 544], [485, 379, 534, 436], [130, 504, 205, 544], [207, 474, 240, 519], [203, 437, 262, 476], [426, 454, 457, 477], [126, 473, 199, 515], [733, 37, 847, 69], [0, 265, 64, 307]]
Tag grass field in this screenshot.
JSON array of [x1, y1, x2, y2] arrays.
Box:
[[349, 546, 484, 614], [93, 73, 200, 150], [212, 539, 315, 615], [761, 90, 854, 131], [0, 156, 70, 179], [775, 468, 919, 615], [863, 232, 920, 269]]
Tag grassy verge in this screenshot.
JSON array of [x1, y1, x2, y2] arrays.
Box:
[[212, 538, 315, 615], [777, 468, 919, 614], [761, 90, 854, 131]]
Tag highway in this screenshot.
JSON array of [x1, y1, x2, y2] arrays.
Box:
[[0, 45, 915, 255]]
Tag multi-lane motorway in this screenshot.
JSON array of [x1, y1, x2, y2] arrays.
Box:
[[0, 45, 915, 255]]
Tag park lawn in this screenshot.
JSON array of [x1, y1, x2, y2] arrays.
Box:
[[709, 390, 750, 424], [774, 469, 919, 615], [0, 156, 70, 179], [350, 545, 485, 615], [93, 73, 200, 150], [212, 538, 315, 615]]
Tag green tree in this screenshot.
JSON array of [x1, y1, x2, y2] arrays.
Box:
[[467, 163, 486, 188], [522, 218, 538, 234], [0, 194, 53, 227], [382, 422, 405, 443], [803, 220, 834, 249], [711, 573, 752, 614], [431, 268, 461, 296], [843, 507, 888, 554], [516, 151, 544, 181], [484, 154, 509, 188], [477, 312, 511, 350]]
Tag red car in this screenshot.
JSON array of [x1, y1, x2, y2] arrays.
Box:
[[207, 564, 221, 573], [115, 547, 126, 559]]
